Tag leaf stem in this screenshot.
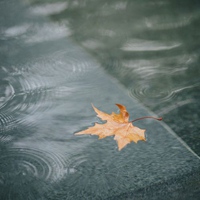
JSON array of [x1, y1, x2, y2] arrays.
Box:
[[130, 116, 162, 123]]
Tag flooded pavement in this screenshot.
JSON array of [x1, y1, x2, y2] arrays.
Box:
[[0, 0, 200, 199]]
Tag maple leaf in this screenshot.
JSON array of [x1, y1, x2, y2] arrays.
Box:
[[75, 104, 162, 150]]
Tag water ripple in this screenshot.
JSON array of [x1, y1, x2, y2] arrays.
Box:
[[129, 82, 200, 105], [1, 76, 52, 127], [67, 154, 87, 173], [24, 51, 95, 80], [0, 135, 14, 144], [128, 82, 173, 104], [0, 79, 15, 109], [0, 46, 95, 134], [0, 146, 68, 199], [0, 111, 16, 134], [122, 54, 196, 78], [0, 147, 68, 182]]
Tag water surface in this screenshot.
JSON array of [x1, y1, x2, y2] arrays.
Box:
[[0, 0, 200, 199], [45, 0, 200, 155]]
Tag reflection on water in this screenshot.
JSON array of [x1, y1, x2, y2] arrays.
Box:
[[121, 39, 181, 51], [30, 2, 68, 16], [46, 0, 200, 154]]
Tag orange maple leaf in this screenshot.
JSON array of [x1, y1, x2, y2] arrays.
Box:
[[75, 104, 162, 150]]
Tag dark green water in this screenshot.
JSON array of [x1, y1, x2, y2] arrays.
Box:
[[1, 0, 200, 199]]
